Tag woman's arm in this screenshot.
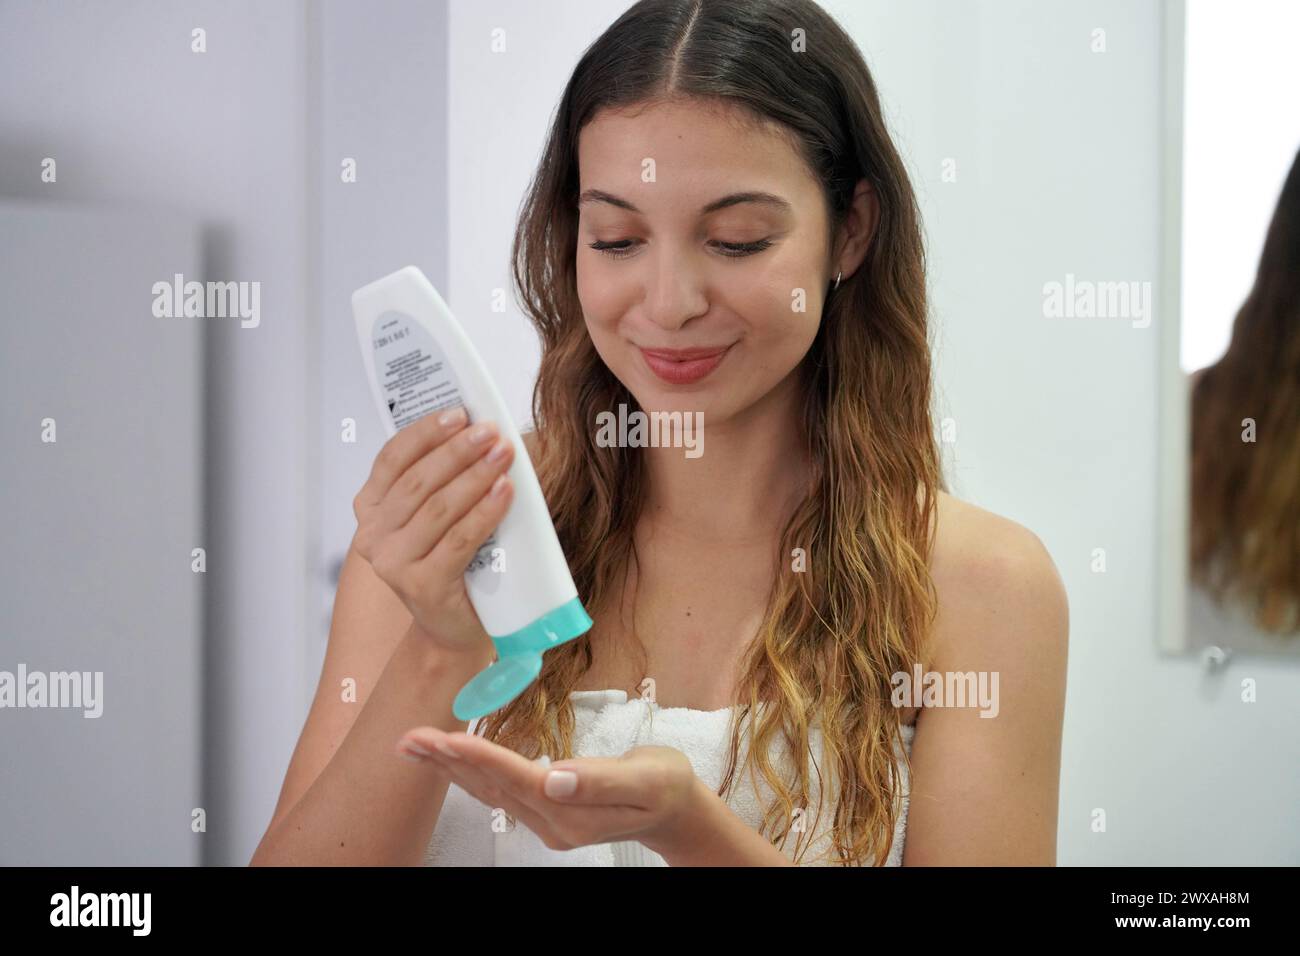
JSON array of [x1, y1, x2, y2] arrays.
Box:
[[249, 544, 494, 866], [901, 498, 1070, 865]]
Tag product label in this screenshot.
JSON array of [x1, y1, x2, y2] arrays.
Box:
[[373, 310, 465, 429], [372, 309, 499, 580]]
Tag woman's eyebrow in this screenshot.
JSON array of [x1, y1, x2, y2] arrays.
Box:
[[576, 188, 792, 215]]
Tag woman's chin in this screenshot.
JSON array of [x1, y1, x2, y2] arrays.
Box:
[[624, 382, 716, 419]]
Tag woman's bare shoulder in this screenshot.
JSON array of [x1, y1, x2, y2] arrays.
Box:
[[930, 490, 1051, 576], [927, 490, 1069, 669], [904, 489, 1069, 864]]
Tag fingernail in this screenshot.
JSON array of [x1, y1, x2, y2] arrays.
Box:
[[487, 439, 510, 463], [438, 406, 467, 427], [469, 423, 494, 444], [545, 770, 578, 797], [431, 738, 460, 759], [405, 743, 434, 758], [491, 474, 510, 497]]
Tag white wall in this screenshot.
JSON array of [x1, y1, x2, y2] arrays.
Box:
[[0, 202, 203, 865], [315, 0, 452, 690], [446, 0, 615, 430], [0, 0, 313, 866], [443, 0, 1300, 864]]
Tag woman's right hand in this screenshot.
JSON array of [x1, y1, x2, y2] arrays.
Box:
[[351, 405, 516, 656]]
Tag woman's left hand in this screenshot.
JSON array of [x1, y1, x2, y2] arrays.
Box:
[[397, 725, 702, 853]]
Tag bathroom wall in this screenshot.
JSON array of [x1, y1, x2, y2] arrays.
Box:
[[0, 0, 312, 865]]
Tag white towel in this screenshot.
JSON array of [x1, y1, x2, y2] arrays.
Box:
[[424, 689, 914, 866]]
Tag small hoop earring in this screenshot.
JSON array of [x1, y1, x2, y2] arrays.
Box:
[[833, 270, 843, 291]]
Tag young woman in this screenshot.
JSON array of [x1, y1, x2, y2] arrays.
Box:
[[252, 0, 1068, 867]]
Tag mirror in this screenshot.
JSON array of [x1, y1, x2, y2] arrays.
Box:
[[1159, 0, 1300, 659]]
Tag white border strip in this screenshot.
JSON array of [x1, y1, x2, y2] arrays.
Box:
[[1156, 0, 1189, 656]]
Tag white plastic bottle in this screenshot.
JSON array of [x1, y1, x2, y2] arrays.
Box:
[[351, 265, 592, 720]]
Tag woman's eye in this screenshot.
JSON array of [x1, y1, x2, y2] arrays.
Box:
[[711, 238, 773, 257], [588, 239, 638, 260], [587, 238, 774, 260]]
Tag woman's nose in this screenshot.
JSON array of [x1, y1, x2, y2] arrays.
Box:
[[642, 246, 709, 330]]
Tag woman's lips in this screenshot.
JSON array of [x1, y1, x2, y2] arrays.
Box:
[[638, 345, 732, 385]]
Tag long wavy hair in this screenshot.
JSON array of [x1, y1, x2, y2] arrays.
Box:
[[474, 0, 945, 865], [1189, 147, 1300, 635]]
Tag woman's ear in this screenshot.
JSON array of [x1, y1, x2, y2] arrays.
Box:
[[831, 178, 880, 282]]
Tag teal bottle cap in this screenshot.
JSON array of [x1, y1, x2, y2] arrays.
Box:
[[452, 596, 593, 721]]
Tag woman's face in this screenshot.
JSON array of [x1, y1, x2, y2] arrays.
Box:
[[575, 98, 834, 426]]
